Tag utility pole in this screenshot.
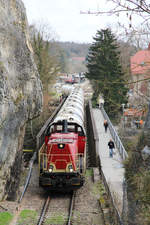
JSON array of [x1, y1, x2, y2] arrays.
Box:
[[121, 103, 125, 129]]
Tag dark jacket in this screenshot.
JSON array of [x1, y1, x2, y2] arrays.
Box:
[[108, 141, 115, 149]]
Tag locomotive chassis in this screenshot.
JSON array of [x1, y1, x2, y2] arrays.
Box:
[[39, 171, 84, 190]]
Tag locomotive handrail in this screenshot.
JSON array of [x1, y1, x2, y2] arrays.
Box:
[[101, 106, 128, 160]]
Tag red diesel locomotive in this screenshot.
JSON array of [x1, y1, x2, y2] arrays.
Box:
[[39, 87, 86, 190]]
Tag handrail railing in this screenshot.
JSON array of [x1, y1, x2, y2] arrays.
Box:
[[101, 106, 128, 160]]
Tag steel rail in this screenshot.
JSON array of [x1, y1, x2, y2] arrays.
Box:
[[0, 205, 8, 211], [66, 191, 75, 225], [37, 196, 50, 225]]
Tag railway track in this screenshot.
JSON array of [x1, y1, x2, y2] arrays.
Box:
[[37, 191, 75, 225], [66, 191, 75, 225], [37, 196, 51, 225]]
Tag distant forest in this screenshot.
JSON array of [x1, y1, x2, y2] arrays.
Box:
[[57, 41, 90, 58], [55, 41, 136, 75], [56, 41, 91, 73], [48, 39, 136, 75]]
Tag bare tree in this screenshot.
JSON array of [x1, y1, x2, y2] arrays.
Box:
[[86, 0, 150, 24], [29, 22, 61, 92], [107, 1, 150, 15], [116, 24, 150, 50], [81, 1, 150, 50]]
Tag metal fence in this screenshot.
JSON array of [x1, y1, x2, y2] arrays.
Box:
[[101, 106, 128, 160]]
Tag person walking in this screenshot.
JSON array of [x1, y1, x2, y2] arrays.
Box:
[[108, 139, 115, 158], [98, 97, 104, 109], [103, 120, 108, 133], [139, 119, 143, 128]]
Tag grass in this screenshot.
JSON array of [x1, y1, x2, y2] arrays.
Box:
[[85, 168, 93, 177], [18, 209, 37, 225], [92, 180, 105, 197], [0, 212, 13, 225], [45, 213, 65, 225]]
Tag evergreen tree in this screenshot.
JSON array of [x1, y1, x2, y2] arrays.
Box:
[[86, 28, 128, 118]]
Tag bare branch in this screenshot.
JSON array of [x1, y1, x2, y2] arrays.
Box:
[[81, 0, 150, 23], [108, 0, 150, 17]]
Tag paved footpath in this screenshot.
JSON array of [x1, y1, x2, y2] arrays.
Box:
[[93, 108, 125, 215]]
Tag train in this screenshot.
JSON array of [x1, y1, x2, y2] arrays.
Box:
[[39, 87, 86, 190]]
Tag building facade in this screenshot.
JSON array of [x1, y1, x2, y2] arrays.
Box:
[[130, 44, 150, 98]]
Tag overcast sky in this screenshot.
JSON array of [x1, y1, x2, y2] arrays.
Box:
[[22, 0, 120, 43]]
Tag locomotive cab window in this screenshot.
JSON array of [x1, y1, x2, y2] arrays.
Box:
[[50, 125, 54, 133], [77, 126, 84, 136], [56, 125, 63, 132], [68, 124, 75, 132]]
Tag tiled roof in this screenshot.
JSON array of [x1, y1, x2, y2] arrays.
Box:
[[130, 49, 150, 75], [124, 108, 145, 117]]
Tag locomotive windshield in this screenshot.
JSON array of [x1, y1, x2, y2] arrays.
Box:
[[46, 122, 85, 136]]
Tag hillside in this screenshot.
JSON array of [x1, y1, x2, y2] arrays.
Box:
[[57, 41, 90, 73]]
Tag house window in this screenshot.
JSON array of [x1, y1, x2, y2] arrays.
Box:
[[140, 62, 145, 66]]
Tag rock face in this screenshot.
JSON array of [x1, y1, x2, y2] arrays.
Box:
[[0, 0, 43, 200]]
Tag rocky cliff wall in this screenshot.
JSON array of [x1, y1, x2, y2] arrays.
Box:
[[0, 0, 43, 200]]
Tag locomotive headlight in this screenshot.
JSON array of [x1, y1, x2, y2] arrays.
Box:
[[58, 143, 65, 149], [68, 165, 73, 172], [49, 165, 53, 172]]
